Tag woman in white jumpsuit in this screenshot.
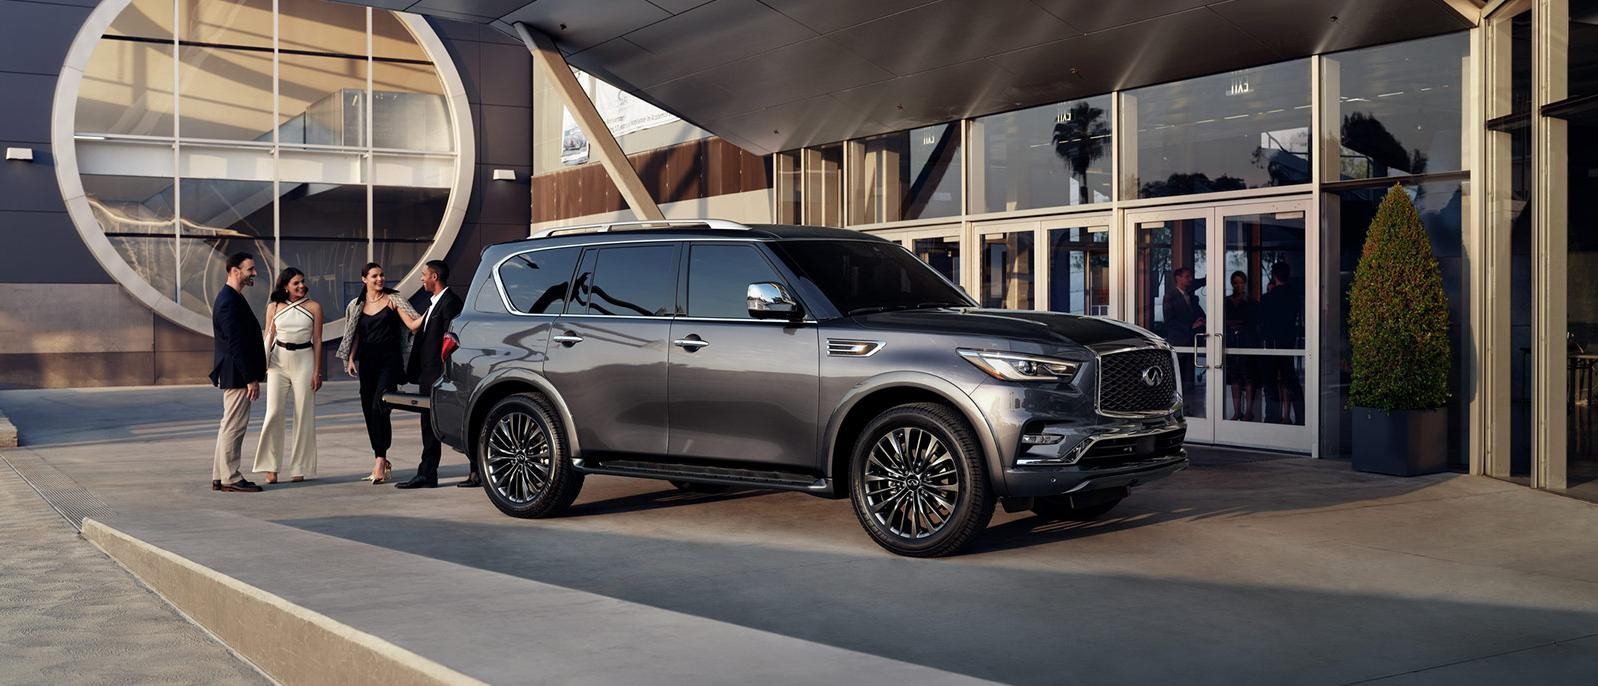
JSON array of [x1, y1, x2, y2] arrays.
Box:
[[252, 267, 324, 482]]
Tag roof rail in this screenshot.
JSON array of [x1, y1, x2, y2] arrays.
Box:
[[530, 219, 751, 239]]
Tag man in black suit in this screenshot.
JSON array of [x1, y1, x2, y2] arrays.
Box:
[[398, 260, 471, 489], [211, 252, 267, 492]]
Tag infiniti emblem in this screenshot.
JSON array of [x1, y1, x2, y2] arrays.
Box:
[[1141, 366, 1164, 387]]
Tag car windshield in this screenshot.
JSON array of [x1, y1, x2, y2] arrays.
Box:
[[774, 240, 972, 316]]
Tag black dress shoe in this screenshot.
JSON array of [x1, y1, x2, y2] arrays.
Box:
[[215, 479, 263, 492], [456, 475, 482, 488], [395, 475, 438, 489]]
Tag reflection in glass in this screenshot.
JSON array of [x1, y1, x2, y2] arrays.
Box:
[[1047, 228, 1108, 316], [1564, 106, 1598, 498], [1178, 352, 1206, 419], [912, 237, 960, 285], [1134, 219, 1207, 345], [108, 0, 174, 39], [1223, 212, 1305, 351], [180, 178, 273, 241], [278, 0, 368, 55], [179, 47, 275, 141], [1224, 356, 1305, 425], [776, 150, 801, 224], [1572, 1, 1598, 98], [280, 238, 368, 310], [373, 61, 450, 151], [180, 0, 273, 47], [848, 124, 961, 224], [1125, 60, 1311, 199], [279, 183, 366, 241], [77, 41, 176, 137], [87, 174, 177, 299], [374, 186, 447, 282], [973, 95, 1111, 212], [372, 10, 428, 61], [803, 145, 843, 227], [1325, 34, 1467, 180], [981, 232, 1033, 309], [279, 53, 367, 147], [178, 236, 274, 316]]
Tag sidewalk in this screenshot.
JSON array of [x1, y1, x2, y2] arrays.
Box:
[[0, 459, 265, 685]]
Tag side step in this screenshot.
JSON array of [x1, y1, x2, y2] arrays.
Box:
[[383, 391, 430, 413], [579, 458, 830, 493]]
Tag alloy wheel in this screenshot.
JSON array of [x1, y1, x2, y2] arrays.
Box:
[[862, 426, 962, 539], [484, 411, 551, 504]]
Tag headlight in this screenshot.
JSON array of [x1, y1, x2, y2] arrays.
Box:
[[958, 349, 1081, 382]]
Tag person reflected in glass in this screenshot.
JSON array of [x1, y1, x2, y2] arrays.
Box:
[[336, 263, 422, 484], [1163, 267, 1206, 412], [1257, 261, 1305, 424], [1223, 270, 1258, 421], [252, 268, 324, 483]]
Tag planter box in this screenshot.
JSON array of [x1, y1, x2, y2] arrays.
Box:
[[1351, 407, 1448, 476]]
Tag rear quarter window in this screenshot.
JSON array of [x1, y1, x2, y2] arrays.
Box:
[[497, 247, 581, 315]]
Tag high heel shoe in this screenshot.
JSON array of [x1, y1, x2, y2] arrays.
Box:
[[264, 471, 278, 484]]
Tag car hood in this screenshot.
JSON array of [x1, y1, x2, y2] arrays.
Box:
[[850, 308, 1154, 349]]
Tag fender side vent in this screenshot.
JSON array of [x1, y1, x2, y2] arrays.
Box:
[[827, 339, 884, 357]]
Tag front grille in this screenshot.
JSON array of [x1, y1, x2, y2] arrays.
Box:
[[1097, 348, 1179, 416], [1078, 428, 1186, 469]]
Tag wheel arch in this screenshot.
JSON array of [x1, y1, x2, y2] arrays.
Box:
[[466, 371, 581, 462], [824, 373, 1001, 499]]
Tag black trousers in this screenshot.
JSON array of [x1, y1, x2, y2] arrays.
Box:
[[358, 358, 403, 457], [416, 408, 477, 480]]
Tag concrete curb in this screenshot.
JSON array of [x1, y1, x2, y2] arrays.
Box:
[[81, 518, 485, 686], [0, 410, 16, 448]]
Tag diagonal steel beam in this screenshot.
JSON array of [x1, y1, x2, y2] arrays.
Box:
[[513, 22, 664, 220]]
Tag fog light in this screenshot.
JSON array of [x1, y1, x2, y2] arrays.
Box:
[[1021, 434, 1064, 445]]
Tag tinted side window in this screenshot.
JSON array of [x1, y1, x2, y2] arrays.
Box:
[[497, 247, 580, 314], [688, 244, 785, 319], [582, 244, 678, 317]]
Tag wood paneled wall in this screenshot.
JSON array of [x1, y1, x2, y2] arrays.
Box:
[[531, 138, 772, 223]]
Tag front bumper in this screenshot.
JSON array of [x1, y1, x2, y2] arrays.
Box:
[[1002, 451, 1188, 498]]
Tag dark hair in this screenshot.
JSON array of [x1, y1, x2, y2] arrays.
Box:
[[270, 267, 305, 303], [1173, 267, 1193, 280], [1271, 261, 1292, 281], [358, 262, 396, 302], [226, 252, 254, 272], [424, 259, 450, 284], [1230, 270, 1246, 283], [361, 262, 382, 278]]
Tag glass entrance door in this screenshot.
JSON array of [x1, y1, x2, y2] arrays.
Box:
[[1127, 199, 1314, 452]]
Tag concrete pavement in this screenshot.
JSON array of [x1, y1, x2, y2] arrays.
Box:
[[3, 382, 1598, 684]]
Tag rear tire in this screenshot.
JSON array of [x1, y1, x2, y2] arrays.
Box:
[[849, 402, 994, 557], [1030, 495, 1123, 521], [476, 393, 583, 518]]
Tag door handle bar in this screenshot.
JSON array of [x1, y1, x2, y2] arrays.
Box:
[[673, 338, 710, 350], [552, 334, 584, 345]]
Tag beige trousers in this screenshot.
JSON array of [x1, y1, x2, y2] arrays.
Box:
[[213, 387, 252, 483], [251, 347, 317, 476]]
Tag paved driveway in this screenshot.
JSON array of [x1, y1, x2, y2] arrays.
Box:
[[2, 382, 1597, 684]]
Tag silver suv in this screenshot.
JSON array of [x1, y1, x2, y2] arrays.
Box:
[[429, 220, 1186, 557]]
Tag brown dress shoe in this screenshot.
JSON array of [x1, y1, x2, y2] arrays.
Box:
[[216, 479, 263, 492]]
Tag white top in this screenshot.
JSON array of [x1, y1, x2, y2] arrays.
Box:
[[423, 287, 450, 328], [273, 299, 314, 345]]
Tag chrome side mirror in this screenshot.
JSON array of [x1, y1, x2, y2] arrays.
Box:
[[747, 282, 802, 320]]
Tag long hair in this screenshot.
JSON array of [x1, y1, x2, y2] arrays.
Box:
[[358, 262, 398, 302], [270, 267, 305, 303]]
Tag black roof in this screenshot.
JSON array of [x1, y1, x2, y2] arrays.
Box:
[[485, 223, 893, 254]]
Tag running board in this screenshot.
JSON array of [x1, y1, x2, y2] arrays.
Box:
[[577, 458, 831, 493]]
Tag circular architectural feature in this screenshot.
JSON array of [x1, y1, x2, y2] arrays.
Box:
[[54, 0, 474, 337]]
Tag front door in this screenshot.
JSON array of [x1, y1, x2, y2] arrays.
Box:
[[667, 242, 820, 469], [1126, 199, 1313, 452]]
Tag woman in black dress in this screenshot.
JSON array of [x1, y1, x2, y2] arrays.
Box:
[[335, 262, 422, 484], [1223, 270, 1258, 421]]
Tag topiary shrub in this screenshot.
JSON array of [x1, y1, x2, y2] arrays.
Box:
[[1348, 184, 1451, 411]]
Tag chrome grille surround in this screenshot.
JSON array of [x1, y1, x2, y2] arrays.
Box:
[[1094, 345, 1181, 418]]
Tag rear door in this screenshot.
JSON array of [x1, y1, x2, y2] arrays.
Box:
[[542, 242, 680, 456], [667, 242, 820, 469]]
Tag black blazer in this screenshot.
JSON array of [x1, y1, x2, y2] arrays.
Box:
[[407, 288, 464, 387], [210, 286, 267, 389]]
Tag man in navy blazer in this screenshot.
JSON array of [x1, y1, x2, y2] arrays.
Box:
[[397, 260, 470, 489], [211, 252, 268, 492]]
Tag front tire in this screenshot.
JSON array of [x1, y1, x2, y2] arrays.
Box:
[[849, 402, 994, 557], [477, 393, 583, 518]]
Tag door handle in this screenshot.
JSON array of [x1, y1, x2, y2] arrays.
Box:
[[673, 336, 710, 351], [552, 332, 583, 346]]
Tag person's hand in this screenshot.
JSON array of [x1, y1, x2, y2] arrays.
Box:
[[312, 374, 323, 393], [247, 381, 260, 402], [346, 360, 358, 378]]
